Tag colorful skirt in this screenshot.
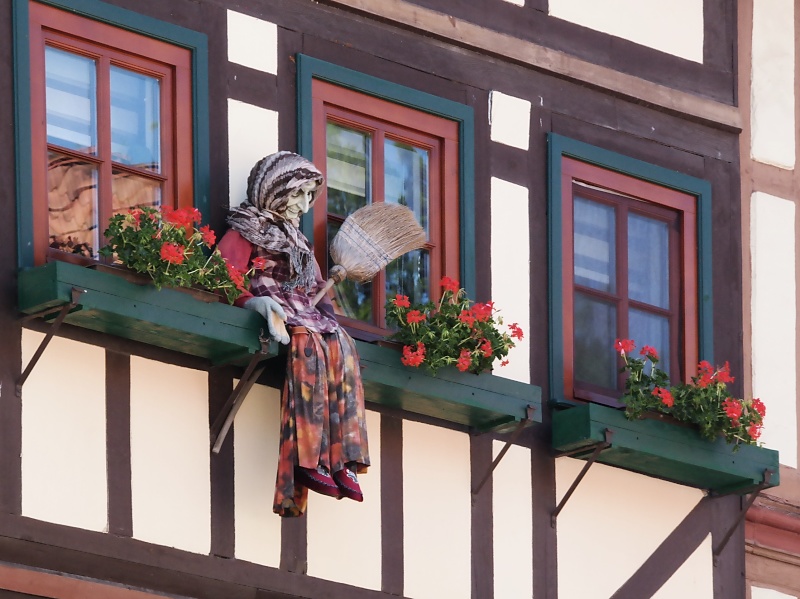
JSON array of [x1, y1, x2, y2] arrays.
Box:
[[273, 327, 370, 517]]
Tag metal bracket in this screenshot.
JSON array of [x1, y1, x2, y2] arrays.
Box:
[[210, 338, 272, 454], [472, 405, 536, 497], [17, 287, 86, 397], [551, 428, 614, 527], [712, 469, 773, 565]]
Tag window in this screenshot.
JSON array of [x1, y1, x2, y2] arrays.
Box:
[[23, 1, 201, 266], [297, 55, 475, 340], [548, 134, 713, 407]]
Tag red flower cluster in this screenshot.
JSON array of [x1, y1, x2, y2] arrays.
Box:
[[472, 302, 494, 322], [393, 294, 411, 308], [614, 338, 636, 354], [160, 242, 185, 265], [441, 276, 460, 295], [640, 345, 659, 361], [162, 206, 201, 231], [480, 338, 493, 358], [698, 360, 734, 387], [406, 310, 426, 324], [753, 398, 766, 418], [401, 342, 426, 367], [226, 263, 246, 292], [458, 309, 476, 326], [456, 349, 472, 372], [722, 397, 743, 426], [651, 386, 674, 408], [251, 256, 268, 271], [748, 422, 763, 440], [199, 224, 216, 246], [509, 323, 524, 340]]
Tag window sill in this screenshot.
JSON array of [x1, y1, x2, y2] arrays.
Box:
[[552, 403, 779, 495], [355, 341, 542, 433], [18, 261, 276, 365]]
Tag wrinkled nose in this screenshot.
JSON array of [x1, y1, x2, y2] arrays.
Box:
[[297, 192, 311, 213]]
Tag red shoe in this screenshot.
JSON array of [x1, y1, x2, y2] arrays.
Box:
[[295, 466, 341, 498], [333, 468, 363, 502]]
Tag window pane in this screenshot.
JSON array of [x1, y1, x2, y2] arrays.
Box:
[[574, 196, 616, 292], [328, 221, 373, 321], [574, 292, 617, 389], [629, 308, 670, 375], [326, 122, 371, 216], [45, 47, 97, 152], [111, 169, 161, 214], [47, 151, 98, 257], [110, 66, 161, 172], [384, 139, 429, 232], [386, 248, 430, 306], [628, 213, 669, 308]]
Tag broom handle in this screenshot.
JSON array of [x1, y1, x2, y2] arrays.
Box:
[[312, 265, 347, 306]]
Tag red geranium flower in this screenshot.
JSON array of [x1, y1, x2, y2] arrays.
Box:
[[401, 342, 426, 367], [393, 294, 411, 308], [406, 310, 426, 324], [226, 263, 246, 292], [251, 256, 268, 271], [722, 397, 743, 424], [639, 345, 659, 361], [651, 386, 674, 408], [715, 361, 734, 384], [160, 242, 185, 265], [199, 224, 216, 246], [441, 276, 460, 294], [748, 423, 762, 440], [752, 398, 766, 418], [509, 323, 524, 340], [472, 302, 493, 323], [614, 338, 635, 354], [480, 338, 493, 358], [458, 309, 476, 327], [456, 348, 472, 372]]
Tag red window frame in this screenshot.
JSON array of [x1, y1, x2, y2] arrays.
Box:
[[560, 157, 699, 405], [28, 1, 194, 266], [311, 79, 460, 338]]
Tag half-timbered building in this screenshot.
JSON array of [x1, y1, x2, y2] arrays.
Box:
[[1, 1, 798, 597]]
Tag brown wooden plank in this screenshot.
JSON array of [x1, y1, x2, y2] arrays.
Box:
[[227, 64, 279, 111], [470, 433, 493, 599], [380, 413, 404, 595], [529, 428, 557, 599], [106, 350, 133, 537], [209, 367, 235, 558]]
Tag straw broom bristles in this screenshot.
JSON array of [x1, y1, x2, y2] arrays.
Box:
[[312, 203, 427, 305]]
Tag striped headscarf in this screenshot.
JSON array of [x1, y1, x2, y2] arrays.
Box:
[[227, 152, 325, 290]]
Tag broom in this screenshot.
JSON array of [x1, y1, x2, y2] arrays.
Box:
[[312, 203, 427, 305]]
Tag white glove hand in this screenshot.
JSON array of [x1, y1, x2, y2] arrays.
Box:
[[244, 296, 290, 345]]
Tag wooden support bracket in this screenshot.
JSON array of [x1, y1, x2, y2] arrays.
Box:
[[551, 428, 614, 527], [210, 338, 272, 454], [712, 468, 773, 565], [17, 287, 86, 397], [471, 405, 536, 497]]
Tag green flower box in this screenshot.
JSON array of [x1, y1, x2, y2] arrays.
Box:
[[552, 403, 779, 495], [355, 341, 541, 432], [18, 261, 275, 365]]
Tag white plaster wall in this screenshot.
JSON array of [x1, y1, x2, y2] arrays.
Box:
[[751, 192, 797, 467], [556, 457, 704, 599], [307, 410, 382, 590], [234, 383, 282, 567], [549, 0, 703, 63], [490, 91, 531, 151], [227, 10, 278, 75], [752, 587, 799, 599], [130, 358, 210, 553], [652, 534, 712, 598], [21, 331, 107, 532], [491, 177, 530, 384], [493, 441, 532, 599], [228, 100, 279, 208], [750, 0, 795, 169], [404, 421, 471, 599]]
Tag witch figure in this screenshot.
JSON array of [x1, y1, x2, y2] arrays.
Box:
[[218, 151, 370, 517]]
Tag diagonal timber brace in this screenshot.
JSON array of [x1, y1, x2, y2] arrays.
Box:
[[210, 338, 272, 454], [712, 469, 773, 564], [17, 287, 86, 397], [551, 428, 614, 527], [472, 405, 536, 497]]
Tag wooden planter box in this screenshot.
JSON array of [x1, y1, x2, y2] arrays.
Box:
[[18, 261, 276, 365], [355, 341, 541, 433], [552, 403, 779, 495]]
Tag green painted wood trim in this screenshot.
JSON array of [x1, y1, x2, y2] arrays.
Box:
[[19, 262, 274, 364], [12, 0, 211, 267], [547, 133, 714, 405], [355, 340, 541, 432], [553, 403, 779, 495], [296, 54, 477, 298]]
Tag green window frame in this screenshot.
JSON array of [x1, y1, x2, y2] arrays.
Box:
[[296, 54, 476, 303], [548, 133, 714, 407], [13, 0, 210, 270]]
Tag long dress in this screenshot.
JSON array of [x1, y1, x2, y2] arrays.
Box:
[[219, 229, 370, 517]]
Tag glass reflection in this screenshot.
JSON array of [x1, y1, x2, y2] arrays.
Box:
[[111, 169, 161, 214], [628, 212, 669, 309], [629, 308, 670, 375], [574, 292, 617, 389], [384, 139, 429, 233], [386, 248, 430, 307], [47, 151, 99, 257], [110, 66, 161, 172], [328, 221, 373, 321], [326, 122, 371, 216], [574, 196, 616, 293], [45, 47, 97, 153]]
